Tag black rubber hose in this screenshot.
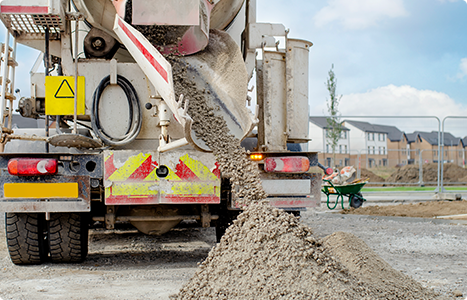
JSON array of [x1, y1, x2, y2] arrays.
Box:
[[91, 75, 142, 146]]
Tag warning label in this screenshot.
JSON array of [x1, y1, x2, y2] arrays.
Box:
[[54, 79, 75, 98], [45, 76, 85, 116]]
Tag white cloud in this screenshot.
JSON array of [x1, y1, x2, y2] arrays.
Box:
[[337, 85, 467, 137], [457, 58, 467, 79], [314, 0, 408, 30]]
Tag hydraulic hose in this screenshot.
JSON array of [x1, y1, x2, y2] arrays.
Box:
[[91, 75, 142, 146]]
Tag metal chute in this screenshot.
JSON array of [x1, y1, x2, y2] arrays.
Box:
[[113, 16, 255, 152]]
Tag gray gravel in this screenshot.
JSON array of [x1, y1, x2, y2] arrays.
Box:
[[0, 207, 466, 299]]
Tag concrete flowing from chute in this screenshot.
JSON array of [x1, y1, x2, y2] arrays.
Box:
[[166, 35, 449, 299]]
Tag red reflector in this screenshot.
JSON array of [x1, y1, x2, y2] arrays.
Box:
[[325, 167, 334, 175], [8, 158, 58, 176], [264, 157, 309, 173]]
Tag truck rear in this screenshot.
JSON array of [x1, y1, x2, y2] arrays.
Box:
[[0, 0, 321, 264]]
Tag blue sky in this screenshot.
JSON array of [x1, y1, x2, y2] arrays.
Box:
[[2, 0, 467, 136], [257, 0, 467, 136]]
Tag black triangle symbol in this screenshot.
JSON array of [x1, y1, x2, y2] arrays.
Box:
[[54, 79, 75, 99]]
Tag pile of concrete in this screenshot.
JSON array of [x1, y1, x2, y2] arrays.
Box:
[[169, 43, 447, 299]]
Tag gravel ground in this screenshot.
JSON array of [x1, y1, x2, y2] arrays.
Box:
[[0, 206, 466, 299]]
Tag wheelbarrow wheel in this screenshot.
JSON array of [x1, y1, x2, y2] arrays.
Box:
[[350, 192, 364, 209]]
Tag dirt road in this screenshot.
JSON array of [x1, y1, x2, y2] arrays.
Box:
[[0, 207, 466, 299]]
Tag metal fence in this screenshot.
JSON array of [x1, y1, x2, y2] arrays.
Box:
[[317, 149, 467, 187]]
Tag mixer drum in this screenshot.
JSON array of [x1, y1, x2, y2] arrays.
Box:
[[74, 0, 245, 55]]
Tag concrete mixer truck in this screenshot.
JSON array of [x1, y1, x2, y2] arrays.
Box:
[[0, 0, 322, 264]]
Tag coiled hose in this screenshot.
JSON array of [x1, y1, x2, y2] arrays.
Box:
[[91, 75, 142, 146]]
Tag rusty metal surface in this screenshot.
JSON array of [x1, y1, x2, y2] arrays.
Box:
[[0, 153, 102, 213]]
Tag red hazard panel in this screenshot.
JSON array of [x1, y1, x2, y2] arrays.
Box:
[[104, 151, 220, 205]]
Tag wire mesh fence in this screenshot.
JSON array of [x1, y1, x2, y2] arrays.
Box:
[[316, 149, 467, 186]]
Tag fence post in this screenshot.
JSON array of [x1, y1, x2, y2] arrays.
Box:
[[419, 149, 423, 187], [357, 150, 361, 178]]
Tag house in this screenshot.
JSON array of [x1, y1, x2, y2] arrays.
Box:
[[374, 124, 410, 167], [308, 117, 350, 167], [408, 131, 462, 164], [342, 120, 390, 168]]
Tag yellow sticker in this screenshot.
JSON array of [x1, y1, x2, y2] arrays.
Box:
[[45, 76, 85, 116]]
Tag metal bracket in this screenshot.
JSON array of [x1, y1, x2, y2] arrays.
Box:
[[105, 205, 116, 229], [200, 204, 211, 228], [110, 59, 117, 85]]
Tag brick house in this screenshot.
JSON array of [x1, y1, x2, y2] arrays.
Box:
[[308, 117, 351, 167], [376, 124, 410, 167], [407, 131, 462, 165]]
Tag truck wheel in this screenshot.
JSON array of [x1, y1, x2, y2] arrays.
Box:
[[5, 213, 47, 265], [48, 213, 89, 263]]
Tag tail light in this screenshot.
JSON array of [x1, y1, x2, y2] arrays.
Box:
[[8, 158, 58, 176], [264, 156, 309, 173]]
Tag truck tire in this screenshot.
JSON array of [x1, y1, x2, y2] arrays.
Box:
[[5, 213, 47, 265], [48, 213, 89, 263]]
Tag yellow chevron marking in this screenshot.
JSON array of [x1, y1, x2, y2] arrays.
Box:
[[143, 166, 180, 181], [143, 168, 160, 182], [165, 168, 182, 181], [104, 151, 113, 162], [179, 154, 217, 181], [165, 181, 218, 195], [108, 153, 150, 182], [111, 182, 159, 196]]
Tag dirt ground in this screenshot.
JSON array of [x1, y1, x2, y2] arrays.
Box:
[[343, 200, 467, 219], [1, 204, 466, 300]]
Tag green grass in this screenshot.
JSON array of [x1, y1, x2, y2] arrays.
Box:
[[362, 186, 467, 192]]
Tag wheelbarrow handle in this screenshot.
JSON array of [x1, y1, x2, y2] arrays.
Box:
[[322, 179, 337, 189]]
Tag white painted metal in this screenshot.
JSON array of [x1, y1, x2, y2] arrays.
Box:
[[109, 59, 117, 85], [0, 33, 10, 132], [262, 50, 287, 151], [112, 16, 188, 131], [261, 179, 310, 196], [286, 39, 313, 143]]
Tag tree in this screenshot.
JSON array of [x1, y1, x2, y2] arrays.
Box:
[[326, 64, 343, 168]]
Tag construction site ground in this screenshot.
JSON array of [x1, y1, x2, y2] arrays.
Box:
[[0, 197, 466, 300]]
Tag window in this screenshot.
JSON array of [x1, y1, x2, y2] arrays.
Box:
[[378, 133, 385, 141], [326, 144, 329, 153], [368, 146, 371, 154], [383, 147, 386, 155], [340, 131, 347, 139], [339, 145, 342, 154], [344, 145, 347, 154], [368, 133, 374, 141], [378, 147, 382, 155], [372, 146, 376, 154]]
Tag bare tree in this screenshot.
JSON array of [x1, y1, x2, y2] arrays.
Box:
[[326, 64, 343, 168]]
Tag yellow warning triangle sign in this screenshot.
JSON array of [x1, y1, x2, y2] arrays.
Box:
[[54, 79, 74, 98]]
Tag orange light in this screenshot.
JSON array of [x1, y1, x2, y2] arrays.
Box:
[[250, 153, 264, 161]]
